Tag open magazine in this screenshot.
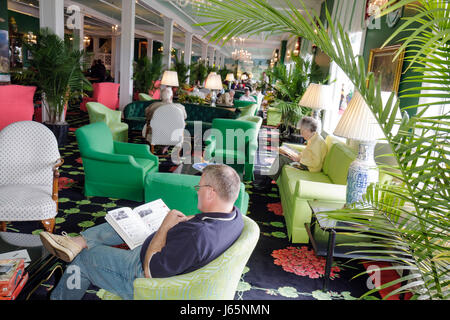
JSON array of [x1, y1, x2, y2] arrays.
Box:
[[105, 199, 170, 250], [279, 144, 300, 159]]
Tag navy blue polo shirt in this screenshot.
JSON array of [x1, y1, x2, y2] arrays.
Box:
[[139, 206, 244, 278]]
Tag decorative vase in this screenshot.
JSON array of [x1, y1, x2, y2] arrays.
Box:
[[44, 122, 69, 147], [346, 141, 378, 205]]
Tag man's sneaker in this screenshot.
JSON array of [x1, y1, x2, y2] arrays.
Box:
[[40, 231, 83, 263]]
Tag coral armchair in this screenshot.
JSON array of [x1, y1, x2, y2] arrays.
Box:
[[75, 122, 158, 202], [0, 85, 36, 131], [0, 121, 63, 232], [97, 215, 260, 300], [80, 82, 120, 112], [86, 102, 128, 142]]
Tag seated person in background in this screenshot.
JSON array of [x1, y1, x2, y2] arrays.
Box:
[[230, 80, 239, 90], [216, 89, 235, 106], [142, 87, 187, 153], [239, 87, 256, 103], [256, 116, 327, 188], [40, 164, 244, 300]]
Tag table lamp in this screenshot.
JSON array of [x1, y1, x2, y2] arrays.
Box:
[[205, 73, 223, 106], [225, 73, 235, 89], [298, 83, 331, 133], [161, 70, 179, 88], [333, 91, 384, 205]]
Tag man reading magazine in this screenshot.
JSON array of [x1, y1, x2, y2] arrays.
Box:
[[40, 164, 243, 300]]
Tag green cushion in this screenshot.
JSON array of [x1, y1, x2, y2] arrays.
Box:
[[282, 166, 332, 196], [322, 143, 356, 185]]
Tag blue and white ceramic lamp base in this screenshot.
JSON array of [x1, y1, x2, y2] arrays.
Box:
[[346, 141, 379, 205]]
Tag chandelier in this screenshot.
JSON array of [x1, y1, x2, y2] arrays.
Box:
[[232, 49, 252, 63], [230, 37, 252, 63]]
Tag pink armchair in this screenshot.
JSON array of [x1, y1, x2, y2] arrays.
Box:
[[148, 80, 161, 100], [80, 82, 120, 112], [0, 85, 37, 131]]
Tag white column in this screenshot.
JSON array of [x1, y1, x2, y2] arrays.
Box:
[[184, 32, 193, 83], [111, 35, 121, 83], [209, 47, 215, 67], [146, 38, 153, 61], [163, 17, 174, 69], [201, 43, 208, 66], [39, 0, 64, 39], [119, 0, 135, 110], [39, 0, 64, 122], [93, 37, 100, 59]]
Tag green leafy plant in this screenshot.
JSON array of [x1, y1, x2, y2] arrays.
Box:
[[171, 53, 190, 85], [194, 0, 449, 300], [19, 28, 90, 124], [133, 54, 164, 93], [189, 60, 209, 85], [266, 55, 322, 134]]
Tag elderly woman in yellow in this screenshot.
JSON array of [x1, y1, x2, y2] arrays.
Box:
[[255, 116, 327, 189]]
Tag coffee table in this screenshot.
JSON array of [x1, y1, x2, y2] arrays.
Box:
[[305, 201, 396, 291], [0, 232, 65, 300]]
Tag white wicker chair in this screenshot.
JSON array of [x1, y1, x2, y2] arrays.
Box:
[[0, 121, 63, 232], [149, 104, 186, 160]]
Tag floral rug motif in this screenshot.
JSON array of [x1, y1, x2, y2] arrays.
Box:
[[272, 246, 341, 279]]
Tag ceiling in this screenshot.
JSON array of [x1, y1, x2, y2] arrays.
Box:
[[8, 0, 325, 60]]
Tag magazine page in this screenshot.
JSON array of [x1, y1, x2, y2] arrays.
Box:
[[106, 207, 151, 250], [133, 199, 170, 235], [279, 145, 300, 159]]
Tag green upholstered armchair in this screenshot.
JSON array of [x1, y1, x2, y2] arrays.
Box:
[[144, 172, 250, 215], [233, 100, 258, 117], [97, 215, 260, 300], [123, 100, 160, 131], [204, 118, 261, 181], [75, 122, 159, 202], [86, 102, 129, 142]]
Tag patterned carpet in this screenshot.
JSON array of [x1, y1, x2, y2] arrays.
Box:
[[5, 105, 370, 300]]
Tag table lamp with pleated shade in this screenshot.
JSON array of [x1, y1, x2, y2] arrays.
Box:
[[205, 73, 223, 106], [298, 83, 331, 133], [161, 70, 179, 87], [333, 91, 384, 204]]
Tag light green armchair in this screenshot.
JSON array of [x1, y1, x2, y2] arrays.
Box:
[[266, 107, 282, 126], [277, 136, 356, 243], [97, 215, 260, 300], [138, 93, 153, 101], [86, 102, 129, 142], [76, 122, 159, 202]]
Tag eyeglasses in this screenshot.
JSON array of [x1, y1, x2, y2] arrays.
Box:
[[194, 184, 214, 191]]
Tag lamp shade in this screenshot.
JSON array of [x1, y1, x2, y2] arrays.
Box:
[[225, 73, 235, 82], [298, 83, 331, 110], [205, 74, 223, 90], [333, 91, 384, 142], [161, 71, 179, 87]]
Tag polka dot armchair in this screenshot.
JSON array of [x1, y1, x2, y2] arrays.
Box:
[[0, 121, 63, 232]]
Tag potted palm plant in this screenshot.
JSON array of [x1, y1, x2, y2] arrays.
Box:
[[133, 54, 163, 99], [196, 0, 449, 300], [21, 28, 89, 146]]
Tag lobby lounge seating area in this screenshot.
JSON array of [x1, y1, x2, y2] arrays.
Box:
[[0, 0, 447, 304]]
